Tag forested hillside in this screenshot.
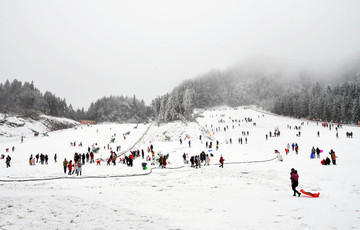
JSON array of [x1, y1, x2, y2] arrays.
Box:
[[2, 56, 360, 124], [0, 79, 153, 123], [152, 56, 360, 124]]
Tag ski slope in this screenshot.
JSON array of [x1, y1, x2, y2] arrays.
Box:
[[0, 107, 359, 230]]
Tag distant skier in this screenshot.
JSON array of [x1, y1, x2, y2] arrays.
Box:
[[54, 154, 57, 163], [188, 140, 191, 148], [290, 168, 301, 197]]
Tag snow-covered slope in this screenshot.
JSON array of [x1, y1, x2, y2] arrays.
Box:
[[0, 113, 79, 142], [0, 107, 359, 230]]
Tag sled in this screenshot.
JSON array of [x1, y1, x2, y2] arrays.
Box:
[[300, 189, 320, 198], [92, 147, 100, 153]]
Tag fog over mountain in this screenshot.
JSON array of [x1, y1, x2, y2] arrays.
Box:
[[1, 0, 360, 109]]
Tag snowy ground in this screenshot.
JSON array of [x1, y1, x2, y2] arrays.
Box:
[[0, 107, 359, 230], [0, 113, 79, 142]]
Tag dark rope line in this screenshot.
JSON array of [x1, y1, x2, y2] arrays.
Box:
[[0, 156, 278, 183]]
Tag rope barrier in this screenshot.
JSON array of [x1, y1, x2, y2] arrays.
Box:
[[0, 156, 278, 183]]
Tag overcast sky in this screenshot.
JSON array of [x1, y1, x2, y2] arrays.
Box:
[[1, 0, 360, 109]]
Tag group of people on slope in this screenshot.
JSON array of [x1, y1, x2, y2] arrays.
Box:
[[29, 153, 52, 165], [63, 158, 82, 176], [321, 149, 337, 165]]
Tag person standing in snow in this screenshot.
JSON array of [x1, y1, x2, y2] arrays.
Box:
[[182, 153, 187, 164], [291, 169, 301, 196], [29, 154, 33, 165], [295, 143, 299, 154], [316, 147, 321, 158], [219, 155, 224, 168], [54, 154, 57, 163], [190, 156, 195, 167], [188, 140, 191, 148], [205, 154, 210, 166], [162, 156, 167, 168], [6, 155, 11, 168], [311, 147, 315, 157], [77, 160, 82, 176], [63, 158, 68, 174], [68, 160, 73, 175], [90, 152, 94, 164], [329, 149, 336, 165], [73, 160, 78, 174], [290, 168, 301, 197]]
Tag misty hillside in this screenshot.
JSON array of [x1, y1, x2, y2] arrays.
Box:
[[153, 55, 360, 124], [1, 55, 360, 125]]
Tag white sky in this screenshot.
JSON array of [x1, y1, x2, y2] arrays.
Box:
[[1, 0, 360, 109]]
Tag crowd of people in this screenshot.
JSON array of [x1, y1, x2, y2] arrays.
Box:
[[1, 111, 352, 200]]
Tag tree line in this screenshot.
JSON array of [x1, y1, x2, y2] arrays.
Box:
[[0, 79, 153, 123], [2, 60, 360, 125]]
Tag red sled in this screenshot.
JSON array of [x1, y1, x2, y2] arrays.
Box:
[[300, 189, 320, 198]]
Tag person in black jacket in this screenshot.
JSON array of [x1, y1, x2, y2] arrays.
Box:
[[6, 155, 11, 168], [316, 148, 321, 158]]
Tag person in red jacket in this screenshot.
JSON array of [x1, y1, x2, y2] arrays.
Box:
[[219, 155, 224, 168], [162, 156, 167, 168], [68, 160, 73, 175]]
